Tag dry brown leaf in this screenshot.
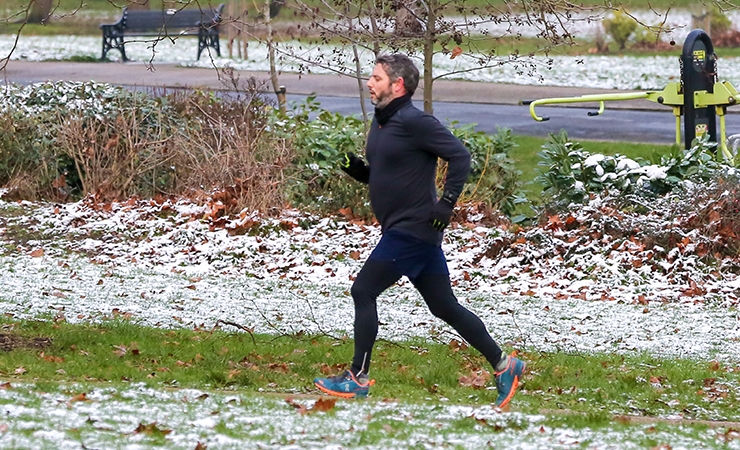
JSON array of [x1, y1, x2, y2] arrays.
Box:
[[133, 422, 172, 435], [40, 352, 64, 363], [69, 393, 88, 403], [310, 397, 337, 413], [285, 397, 308, 415], [450, 46, 463, 59], [458, 370, 491, 389], [30, 248, 44, 257]]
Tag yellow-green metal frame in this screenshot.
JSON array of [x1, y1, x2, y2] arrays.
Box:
[[527, 81, 739, 160]]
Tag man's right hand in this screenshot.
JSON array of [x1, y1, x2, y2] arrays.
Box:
[[340, 152, 370, 184]]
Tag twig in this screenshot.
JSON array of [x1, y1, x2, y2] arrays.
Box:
[[213, 319, 257, 345]]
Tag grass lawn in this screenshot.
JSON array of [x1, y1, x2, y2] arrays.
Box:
[[0, 318, 738, 448]]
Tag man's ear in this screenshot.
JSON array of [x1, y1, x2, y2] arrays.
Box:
[[394, 77, 406, 95]]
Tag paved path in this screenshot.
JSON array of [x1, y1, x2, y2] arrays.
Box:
[[1, 60, 657, 110], [11, 60, 740, 144]]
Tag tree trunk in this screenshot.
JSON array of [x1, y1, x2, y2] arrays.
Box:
[[265, 0, 286, 113], [365, 0, 382, 57], [422, 1, 436, 114], [28, 0, 53, 24]]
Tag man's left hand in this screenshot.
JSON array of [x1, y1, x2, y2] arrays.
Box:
[[430, 197, 455, 231]]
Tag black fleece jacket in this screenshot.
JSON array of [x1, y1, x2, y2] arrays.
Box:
[[365, 99, 471, 245]]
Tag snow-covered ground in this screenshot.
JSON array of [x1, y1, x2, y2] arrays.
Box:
[[2, 196, 738, 363], [5, 382, 738, 450], [1, 195, 739, 448]]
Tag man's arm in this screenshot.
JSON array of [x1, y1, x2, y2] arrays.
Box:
[[417, 114, 471, 200], [414, 114, 471, 230]]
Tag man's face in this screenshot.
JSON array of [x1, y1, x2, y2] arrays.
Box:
[[367, 64, 399, 108]]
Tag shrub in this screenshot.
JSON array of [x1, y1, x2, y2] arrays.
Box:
[[0, 81, 289, 212], [275, 96, 371, 218], [603, 10, 637, 51], [0, 82, 523, 221], [278, 100, 524, 220], [535, 131, 727, 212]]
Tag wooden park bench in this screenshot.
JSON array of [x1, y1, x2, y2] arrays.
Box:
[[100, 4, 225, 61]]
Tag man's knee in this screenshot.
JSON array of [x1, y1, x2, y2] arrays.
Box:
[[427, 298, 461, 322], [351, 275, 382, 309]]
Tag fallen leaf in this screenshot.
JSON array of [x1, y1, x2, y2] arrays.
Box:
[[133, 422, 171, 436], [458, 370, 491, 389], [41, 352, 64, 363], [69, 393, 88, 403], [285, 397, 308, 415], [30, 248, 44, 257], [310, 397, 337, 413]]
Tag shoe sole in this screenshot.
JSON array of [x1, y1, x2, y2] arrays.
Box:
[[497, 362, 527, 409], [314, 382, 367, 399]]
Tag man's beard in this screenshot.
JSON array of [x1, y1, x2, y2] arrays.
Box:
[[371, 89, 393, 109]]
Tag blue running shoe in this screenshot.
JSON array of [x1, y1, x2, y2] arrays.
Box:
[[314, 371, 375, 398], [495, 355, 526, 408]]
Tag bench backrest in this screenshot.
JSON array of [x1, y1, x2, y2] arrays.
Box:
[[122, 5, 224, 32]]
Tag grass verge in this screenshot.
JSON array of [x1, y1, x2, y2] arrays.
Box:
[[1, 317, 737, 422]]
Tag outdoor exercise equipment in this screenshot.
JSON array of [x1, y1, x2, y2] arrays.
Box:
[[526, 29, 738, 160]]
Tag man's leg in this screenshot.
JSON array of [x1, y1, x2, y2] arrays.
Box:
[[412, 271, 503, 368], [350, 258, 402, 375], [314, 258, 400, 398], [412, 270, 526, 408]]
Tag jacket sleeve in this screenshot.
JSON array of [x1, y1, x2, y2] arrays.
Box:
[[413, 114, 471, 203]]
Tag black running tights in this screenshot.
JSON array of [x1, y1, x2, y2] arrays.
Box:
[[349, 258, 503, 375]]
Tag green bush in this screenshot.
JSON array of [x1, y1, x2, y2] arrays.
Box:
[[274, 96, 372, 218], [0, 82, 522, 221], [535, 130, 727, 212], [603, 10, 637, 51]]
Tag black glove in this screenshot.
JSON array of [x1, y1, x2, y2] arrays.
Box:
[[430, 191, 456, 231], [340, 152, 370, 184]]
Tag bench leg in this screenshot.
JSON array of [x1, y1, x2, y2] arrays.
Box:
[[101, 30, 128, 62], [198, 30, 221, 60]]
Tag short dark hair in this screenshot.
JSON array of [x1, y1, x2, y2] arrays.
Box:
[[375, 54, 419, 96]]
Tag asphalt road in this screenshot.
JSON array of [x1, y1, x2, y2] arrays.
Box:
[[4, 60, 740, 145], [299, 94, 684, 145]]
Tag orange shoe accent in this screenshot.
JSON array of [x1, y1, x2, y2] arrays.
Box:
[[314, 372, 375, 399], [314, 383, 358, 398], [495, 354, 527, 408], [496, 376, 520, 408]]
